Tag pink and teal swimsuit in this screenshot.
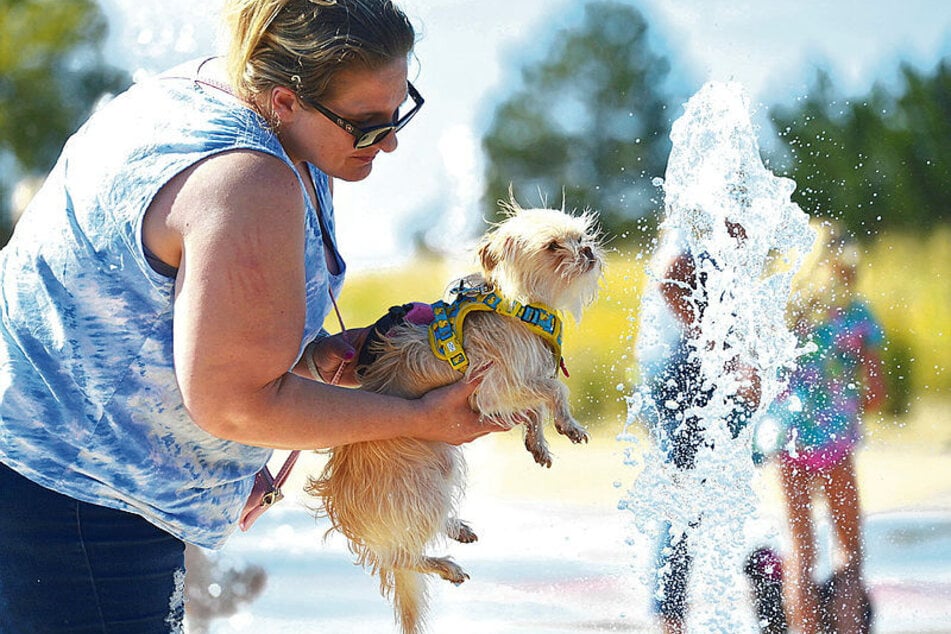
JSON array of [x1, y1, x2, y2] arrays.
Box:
[[774, 300, 884, 471]]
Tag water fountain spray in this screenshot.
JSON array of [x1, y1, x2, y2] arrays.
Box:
[[620, 81, 815, 631]]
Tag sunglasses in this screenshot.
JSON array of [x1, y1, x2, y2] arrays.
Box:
[[301, 81, 424, 149]]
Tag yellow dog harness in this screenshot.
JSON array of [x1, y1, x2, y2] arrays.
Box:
[[428, 289, 566, 376]]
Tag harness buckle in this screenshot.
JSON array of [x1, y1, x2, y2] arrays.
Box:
[[260, 488, 284, 507], [448, 277, 494, 298]]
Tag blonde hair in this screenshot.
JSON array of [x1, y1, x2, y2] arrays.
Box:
[[224, 0, 415, 104], [789, 219, 859, 327]]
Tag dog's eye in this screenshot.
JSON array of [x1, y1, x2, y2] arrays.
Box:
[[546, 241, 560, 251]]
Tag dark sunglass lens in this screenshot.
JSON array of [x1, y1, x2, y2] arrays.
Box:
[[355, 127, 393, 149]]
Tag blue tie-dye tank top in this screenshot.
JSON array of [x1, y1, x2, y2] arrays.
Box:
[[0, 59, 345, 548]]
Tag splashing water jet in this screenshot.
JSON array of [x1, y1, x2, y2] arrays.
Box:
[[620, 82, 815, 631]]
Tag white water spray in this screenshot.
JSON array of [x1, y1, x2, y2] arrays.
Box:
[[620, 81, 815, 631]]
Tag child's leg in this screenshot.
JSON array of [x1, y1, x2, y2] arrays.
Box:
[[821, 452, 863, 570], [820, 453, 867, 634], [779, 458, 821, 634]]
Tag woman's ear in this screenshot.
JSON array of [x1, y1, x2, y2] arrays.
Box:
[[268, 86, 302, 126]]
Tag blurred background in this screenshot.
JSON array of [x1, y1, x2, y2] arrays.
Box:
[[2, 0, 948, 631]]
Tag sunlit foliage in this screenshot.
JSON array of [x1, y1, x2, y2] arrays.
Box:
[[0, 0, 129, 244], [771, 61, 951, 236], [481, 2, 681, 238]]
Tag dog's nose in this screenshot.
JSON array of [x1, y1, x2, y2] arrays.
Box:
[[580, 246, 595, 263]]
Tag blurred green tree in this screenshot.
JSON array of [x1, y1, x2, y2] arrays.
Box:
[[770, 59, 951, 237], [481, 2, 684, 238], [0, 0, 129, 245]]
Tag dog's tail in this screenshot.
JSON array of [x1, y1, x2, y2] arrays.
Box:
[[388, 568, 428, 634]]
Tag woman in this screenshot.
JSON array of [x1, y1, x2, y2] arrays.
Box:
[[773, 223, 885, 634], [0, 1, 497, 631]]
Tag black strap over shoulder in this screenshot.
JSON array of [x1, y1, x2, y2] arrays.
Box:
[[355, 303, 417, 375]]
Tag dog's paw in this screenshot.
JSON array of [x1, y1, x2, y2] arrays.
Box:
[[528, 445, 553, 468], [556, 419, 590, 445], [448, 519, 478, 544]]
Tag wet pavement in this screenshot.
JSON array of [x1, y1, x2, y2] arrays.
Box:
[[192, 496, 951, 633]]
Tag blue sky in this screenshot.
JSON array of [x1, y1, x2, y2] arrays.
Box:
[[100, 0, 950, 270]]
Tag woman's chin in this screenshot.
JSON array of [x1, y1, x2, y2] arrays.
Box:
[[335, 162, 374, 183]]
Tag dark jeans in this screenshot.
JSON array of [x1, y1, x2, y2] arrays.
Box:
[[649, 339, 753, 621], [0, 461, 186, 633], [654, 521, 692, 621]]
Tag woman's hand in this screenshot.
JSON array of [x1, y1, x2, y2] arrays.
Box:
[[308, 327, 371, 387], [412, 378, 499, 445]]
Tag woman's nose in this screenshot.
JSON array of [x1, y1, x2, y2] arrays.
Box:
[[379, 131, 399, 153]]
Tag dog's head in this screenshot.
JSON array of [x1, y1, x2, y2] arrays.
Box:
[[476, 202, 604, 320]]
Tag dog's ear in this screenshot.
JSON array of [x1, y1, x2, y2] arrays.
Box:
[[478, 238, 500, 272], [478, 234, 518, 274]]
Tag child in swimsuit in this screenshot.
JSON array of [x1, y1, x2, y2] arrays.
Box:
[[771, 222, 886, 634]]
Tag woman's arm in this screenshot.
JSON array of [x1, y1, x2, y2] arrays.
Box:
[[157, 150, 489, 449]]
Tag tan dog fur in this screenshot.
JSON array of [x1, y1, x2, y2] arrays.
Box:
[[306, 204, 604, 633]]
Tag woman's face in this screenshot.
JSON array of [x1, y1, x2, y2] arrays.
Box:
[[281, 58, 410, 182]]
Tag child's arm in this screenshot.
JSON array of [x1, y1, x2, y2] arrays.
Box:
[[862, 347, 887, 413]]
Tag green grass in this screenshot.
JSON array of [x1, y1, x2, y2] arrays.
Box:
[[859, 226, 951, 404]]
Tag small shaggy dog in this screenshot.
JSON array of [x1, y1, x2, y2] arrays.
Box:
[[306, 203, 604, 633]]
